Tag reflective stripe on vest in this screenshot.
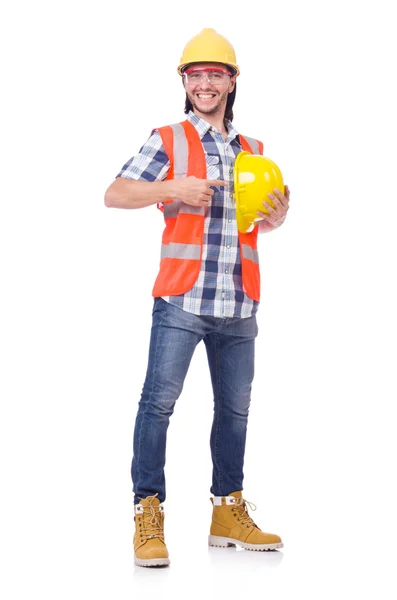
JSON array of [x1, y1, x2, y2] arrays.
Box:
[[241, 244, 259, 264], [238, 135, 262, 301], [240, 135, 264, 156], [170, 123, 188, 179], [152, 121, 262, 301], [161, 242, 201, 260]]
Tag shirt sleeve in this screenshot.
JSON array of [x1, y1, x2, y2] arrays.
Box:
[[116, 129, 170, 182]]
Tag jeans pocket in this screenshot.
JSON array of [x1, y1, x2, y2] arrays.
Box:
[[152, 296, 166, 316]]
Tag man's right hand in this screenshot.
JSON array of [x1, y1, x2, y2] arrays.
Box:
[[169, 176, 227, 207], [105, 175, 227, 211]]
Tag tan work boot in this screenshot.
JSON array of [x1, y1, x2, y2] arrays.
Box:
[[133, 494, 170, 567], [208, 490, 283, 551]]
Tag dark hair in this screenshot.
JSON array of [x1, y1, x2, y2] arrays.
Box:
[[182, 65, 237, 123]]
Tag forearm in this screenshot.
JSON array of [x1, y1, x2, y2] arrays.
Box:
[[104, 177, 175, 209]]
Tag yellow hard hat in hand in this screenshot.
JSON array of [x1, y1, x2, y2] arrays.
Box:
[[234, 152, 285, 233]]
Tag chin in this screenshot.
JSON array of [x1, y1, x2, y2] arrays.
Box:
[[193, 101, 221, 114]]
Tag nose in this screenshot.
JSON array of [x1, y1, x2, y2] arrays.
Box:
[[197, 74, 211, 89]]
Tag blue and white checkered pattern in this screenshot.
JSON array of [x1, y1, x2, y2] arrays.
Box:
[[117, 111, 259, 318]]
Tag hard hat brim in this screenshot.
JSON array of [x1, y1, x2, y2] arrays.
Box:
[[178, 62, 240, 76]]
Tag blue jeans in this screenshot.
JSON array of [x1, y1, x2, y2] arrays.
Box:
[[131, 298, 258, 504]]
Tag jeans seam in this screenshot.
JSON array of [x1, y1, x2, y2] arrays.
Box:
[[213, 333, 223, 495], [135, 302, 166, 497]]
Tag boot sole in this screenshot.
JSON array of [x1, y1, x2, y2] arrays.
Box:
[[134, 556, 170, 567], [208, 535, 283, 551]]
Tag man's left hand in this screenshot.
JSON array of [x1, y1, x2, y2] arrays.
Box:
[[257, 185, 290, 227]]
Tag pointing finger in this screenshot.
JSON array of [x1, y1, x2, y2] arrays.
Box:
[[207, 180, 227, 186]]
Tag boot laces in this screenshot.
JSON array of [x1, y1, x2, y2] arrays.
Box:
[[137, 493, 164, 541], [235, 497, 258, 528]]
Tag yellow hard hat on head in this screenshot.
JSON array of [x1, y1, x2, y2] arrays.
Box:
[[178, 28, 240, 76]]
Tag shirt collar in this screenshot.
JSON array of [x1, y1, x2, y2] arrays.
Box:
[[186, 110, 239, 143]]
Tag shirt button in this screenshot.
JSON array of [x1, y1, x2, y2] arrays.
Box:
[[228, 219, 232, 223], [229, 192, 233, 198], [227, 244, 231, 249], [229, 168, 233, 174], [225, 269, 229, 274]]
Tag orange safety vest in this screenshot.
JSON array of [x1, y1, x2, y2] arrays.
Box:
[[152, 120, 264, 302]]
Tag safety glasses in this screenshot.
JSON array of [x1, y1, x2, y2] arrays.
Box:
[[183, 67, 232, 85]]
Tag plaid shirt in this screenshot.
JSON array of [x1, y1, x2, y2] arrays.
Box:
[[117, 110, 259, 318]]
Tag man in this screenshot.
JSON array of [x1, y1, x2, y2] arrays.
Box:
[[105, 28, 290, 568]]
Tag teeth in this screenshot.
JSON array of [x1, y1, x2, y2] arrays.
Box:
[[198, 94, 215, 99]]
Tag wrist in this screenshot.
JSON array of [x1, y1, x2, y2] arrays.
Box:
[[161, 179, 178, 201]]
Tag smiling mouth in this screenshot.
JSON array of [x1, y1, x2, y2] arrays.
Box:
[[196, 93, 217, 100]]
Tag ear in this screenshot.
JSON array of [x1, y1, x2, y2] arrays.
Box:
[[229, 76, 236, 93]]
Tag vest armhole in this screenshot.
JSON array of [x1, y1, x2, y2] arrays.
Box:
[[240, 134, 264, 156], [156, 125, 176, 212], [157, 126, 175, 177]]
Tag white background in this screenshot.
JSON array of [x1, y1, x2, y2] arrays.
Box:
[[1, 0, 396, 597]]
